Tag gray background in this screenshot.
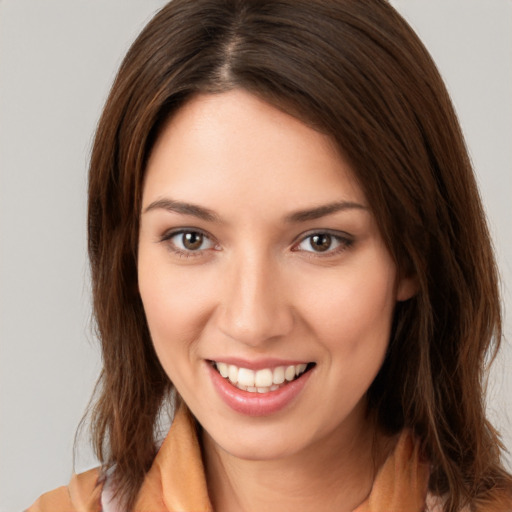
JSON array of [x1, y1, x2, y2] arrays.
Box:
[[0, 1, 510, 511]]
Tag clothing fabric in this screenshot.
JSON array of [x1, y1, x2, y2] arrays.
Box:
[[27, 404, 433, 512]]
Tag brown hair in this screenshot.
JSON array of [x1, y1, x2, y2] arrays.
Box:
[[86, 1, 512, 510]]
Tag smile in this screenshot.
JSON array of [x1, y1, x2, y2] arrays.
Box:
[[208, 359, 315, 416], [212, 361, 312, 393]]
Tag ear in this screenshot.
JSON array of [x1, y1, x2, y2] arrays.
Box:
[[396, 274, 418, 302]]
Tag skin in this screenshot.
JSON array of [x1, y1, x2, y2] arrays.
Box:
[[138, 90, 416, 512]]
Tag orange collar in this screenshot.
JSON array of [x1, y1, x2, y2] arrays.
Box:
[[129, 404, 429, 512], [48, 404, 429, 512]]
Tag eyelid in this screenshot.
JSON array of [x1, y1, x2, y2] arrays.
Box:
[[160, 227, 219, 256], [292, 229, 354, 255], [158, 227, 353, 258]]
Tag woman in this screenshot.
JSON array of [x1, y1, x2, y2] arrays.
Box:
[[27, 0, 512, 511]]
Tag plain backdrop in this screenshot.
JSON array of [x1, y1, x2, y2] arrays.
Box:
[[0, 1, 511, 511]]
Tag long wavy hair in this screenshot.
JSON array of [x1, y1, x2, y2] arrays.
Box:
[[85, 1, 512, 510]]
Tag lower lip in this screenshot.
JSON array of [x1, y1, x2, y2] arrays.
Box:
[[207, 363, 313, 417]]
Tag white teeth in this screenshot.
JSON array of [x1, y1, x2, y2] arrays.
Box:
[[217, 362, 229, 378], [238, 368, 255, 387], [214, 361, 310, 393], [255, 368, 273, 387], [237, 384, 272, 393], [228, 365, 238, 383], [285, 365, 296, 381], [295, 363, 307, 376], [273, 366, 285, 384]]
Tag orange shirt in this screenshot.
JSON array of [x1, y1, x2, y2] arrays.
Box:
[[27, 405, 430, 512]]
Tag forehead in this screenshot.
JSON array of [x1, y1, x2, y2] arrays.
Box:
[[143, 90, 367, 214]]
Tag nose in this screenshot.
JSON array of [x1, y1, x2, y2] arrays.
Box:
[[215, 252, 294, 347]]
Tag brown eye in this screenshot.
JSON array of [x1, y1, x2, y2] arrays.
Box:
[[295, 231, 352, 255], [165, 229, 216, 254], [309, 234, 332, 252], [182, 232, 203, 250]]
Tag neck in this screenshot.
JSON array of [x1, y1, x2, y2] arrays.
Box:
[[202, 405, 391, 512]]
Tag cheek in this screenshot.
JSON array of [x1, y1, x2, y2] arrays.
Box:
[[296, 256, 396, 364], [137, 251, 215, 372], [302, 271, 395, 413]]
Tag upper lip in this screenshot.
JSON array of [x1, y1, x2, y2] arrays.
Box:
[[207, 357, 313, 371]]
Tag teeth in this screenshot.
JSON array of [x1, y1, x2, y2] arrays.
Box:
[[295, 363, 307, 376], [255, 368, 273, 387], [217, 362, 229, 378], [215, 361, 310, 393], [228, 365, 238, 383], [238, 368, 255, 387], [273, 366, 285, 384], [285, 365, 296, 381]]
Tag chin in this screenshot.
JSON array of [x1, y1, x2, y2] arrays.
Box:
[[202, 421, 308, 462]]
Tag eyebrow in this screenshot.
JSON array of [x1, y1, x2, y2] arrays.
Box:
[[142, 198, 367, 223], [143, 199, 220, 222], [284, 201, 368, 223]]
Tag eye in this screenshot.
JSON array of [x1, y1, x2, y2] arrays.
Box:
[[162, 229, 217, 254], [294, 231, 352, 254]]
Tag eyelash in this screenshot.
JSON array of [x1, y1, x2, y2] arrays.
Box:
[[292, 230, 354, 257], [160, 229, 218, 258], [159, 228, 354, 259]]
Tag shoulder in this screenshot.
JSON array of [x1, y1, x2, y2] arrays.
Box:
[[25, 468, 103, 512]]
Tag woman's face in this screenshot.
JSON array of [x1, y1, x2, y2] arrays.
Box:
[[138, 90, 414, 461]]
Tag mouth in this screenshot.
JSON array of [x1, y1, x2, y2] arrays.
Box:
[[210, 360, 315, 394]]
